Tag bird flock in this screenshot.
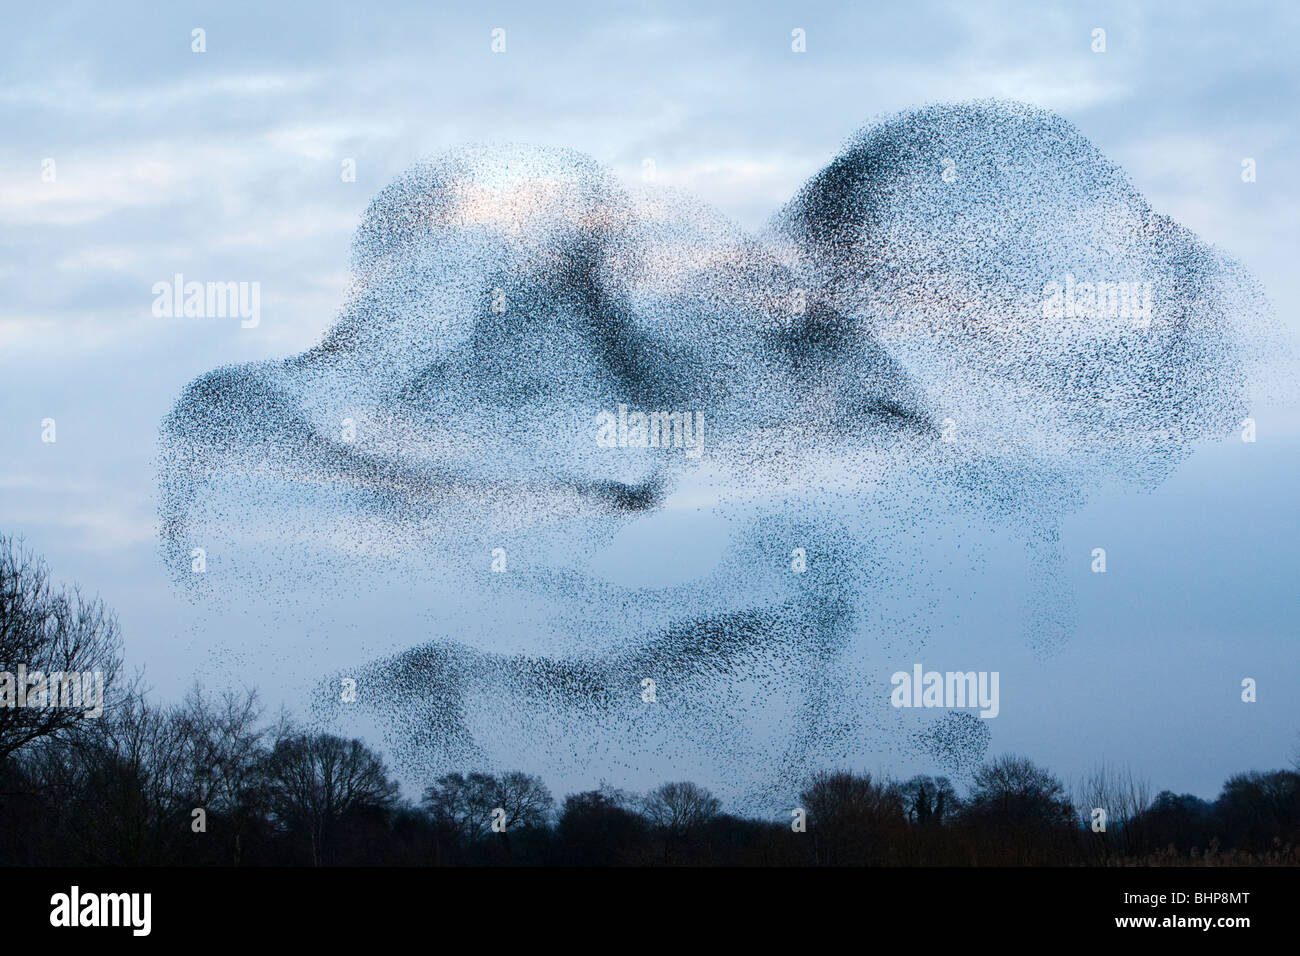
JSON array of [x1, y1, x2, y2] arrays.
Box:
[[158, 100, 1281, 809]]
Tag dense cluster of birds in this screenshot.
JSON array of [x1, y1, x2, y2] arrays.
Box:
[[158, 100, 1279, 809]]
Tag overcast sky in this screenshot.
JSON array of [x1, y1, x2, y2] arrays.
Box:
[[1, 0, 1297, 800]]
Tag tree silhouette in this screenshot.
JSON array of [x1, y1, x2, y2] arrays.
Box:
[[800, 770, 905, 865], [0, 536, 122, 762], [555, 787, 648, 865], [642, 781, 721, 861], [172, 686, 267, 864], [902, 774, 957, 827], [263, 731, 399, 865], [1214, 770, 1300, 852], [423, 770, 553, 861], [958, 756, 1076, 864], [1074, 763, 1152, 862]]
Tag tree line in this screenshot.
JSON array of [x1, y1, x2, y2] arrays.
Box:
[[3, 535, 1298, 866]]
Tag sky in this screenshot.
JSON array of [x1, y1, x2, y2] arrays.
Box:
[[1, 0, 1297, 803]]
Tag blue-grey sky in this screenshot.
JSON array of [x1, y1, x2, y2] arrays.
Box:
[[1, 0, 1297, 802]]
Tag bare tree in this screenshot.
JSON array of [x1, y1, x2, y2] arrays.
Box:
[[0, 536, 123, 761], [901, 774, 958, 826], [263, 731, 399, 865], [423, 770, 553, 844], [1075, 762, 1153, 862], [967, 756, 1074, 818], [492, 770, 553, 833], [960, 755, 1076, 863], [172, 685, 267, 863], [68, 684, 194, 865], [800, 770, 905, 865], [642, 781, 721, 860], [424, 772, 497, 843], [556, 786, 649, 865], [1215, 769, 1300, 851]]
